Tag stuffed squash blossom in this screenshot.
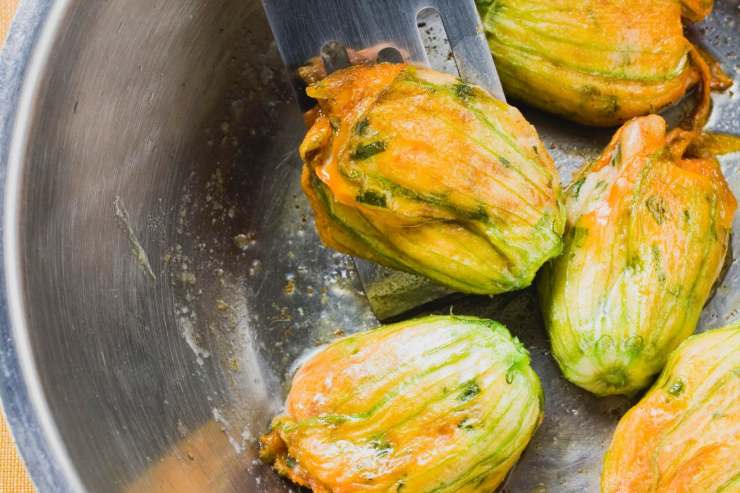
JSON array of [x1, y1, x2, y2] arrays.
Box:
[[260, 315, 543, 493], [476, 0, 713, 126], [602, 323, 740, 492], [300, 63, 564, 294], [539, 115, 736, 396]]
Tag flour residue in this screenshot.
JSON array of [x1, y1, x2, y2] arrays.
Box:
[[212, 407, 250, 455], [176, 304, 211, 365]]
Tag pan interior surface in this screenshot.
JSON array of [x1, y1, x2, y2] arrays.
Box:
[[2, 0, 738, 491]]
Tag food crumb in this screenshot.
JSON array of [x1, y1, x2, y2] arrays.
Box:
[[233, 232, 256, 251], [178, 271, 197, 285]]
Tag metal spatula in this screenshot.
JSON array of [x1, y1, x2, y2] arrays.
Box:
[[261, 0, 505, 320]]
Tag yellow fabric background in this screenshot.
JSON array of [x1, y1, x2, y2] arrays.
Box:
[[1, 4, 37, 493], [0, 412, 35, 493], [1, 0, 17, 42]]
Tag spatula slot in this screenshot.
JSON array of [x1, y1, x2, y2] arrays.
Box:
[[376, 46, 404, 64], [320, 41, 351, 73], [417, 7, 457, 76]]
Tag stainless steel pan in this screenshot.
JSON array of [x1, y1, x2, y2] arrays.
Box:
[[0, 1, 737, 491]]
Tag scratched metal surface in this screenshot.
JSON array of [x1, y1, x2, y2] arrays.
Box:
[[0, 0, 736, 492]]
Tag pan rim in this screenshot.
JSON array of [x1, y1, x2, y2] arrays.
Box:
[[0, 0, 86, 491]]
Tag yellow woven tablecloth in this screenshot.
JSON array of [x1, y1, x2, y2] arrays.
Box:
[[0, 411, 35, 493], [1, 0, 17, 40], [1, 4, 36, 493]]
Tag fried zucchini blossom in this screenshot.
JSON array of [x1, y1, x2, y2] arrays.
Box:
[[602, 323, 740, 492], [539, 115, 736, 396], [300, 63, 565, 294], [260, 315, 543, 493], [476, 0, 721, 126]]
